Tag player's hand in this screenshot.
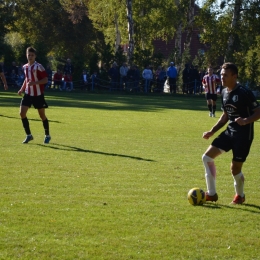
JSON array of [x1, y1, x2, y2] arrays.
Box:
[[4, 84, 8, 90], [18, 89, 23, 96], [202, 131, 214, 140], [235, 117, 246, 126], [27, 80, 35, 86]]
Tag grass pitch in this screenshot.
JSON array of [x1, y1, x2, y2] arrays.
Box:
[[1, 90, 260, 260]]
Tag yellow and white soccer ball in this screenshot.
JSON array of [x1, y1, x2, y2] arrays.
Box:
[[187, 187, 206, 205]]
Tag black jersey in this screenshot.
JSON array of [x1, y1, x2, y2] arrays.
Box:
[[0, 65, 2, 73], [221, 84, 260, 140]]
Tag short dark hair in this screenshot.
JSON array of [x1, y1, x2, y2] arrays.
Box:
[[222, 62, 238, 75], [26, 46, 37, 54]]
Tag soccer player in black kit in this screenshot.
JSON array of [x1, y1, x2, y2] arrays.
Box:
[[202, 62, 260, 204]]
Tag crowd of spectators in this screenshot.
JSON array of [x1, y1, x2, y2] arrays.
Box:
[[0, 59, 221, 94], [0, 61, 25, 88]]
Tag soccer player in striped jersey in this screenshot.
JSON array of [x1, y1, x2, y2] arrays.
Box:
[[18, 47, 51, 144], [202, 62, 260, 204], [202, 66, 220, 117]]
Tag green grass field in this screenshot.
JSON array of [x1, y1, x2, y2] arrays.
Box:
[[1, 90, 260, 260]]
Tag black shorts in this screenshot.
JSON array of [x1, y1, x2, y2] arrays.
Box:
[[211, 132, 252, 162], [21, 94, 48, 109], [206, 93, 217, 101]]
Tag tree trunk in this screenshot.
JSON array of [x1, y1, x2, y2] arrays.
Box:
[[183, 0, 195, 56], [115, 13, 121, 52], [126, 0, 134, 65], [174, 0, 182, 65], [225, 0, 243, 62], [175, 22, 182, 64]]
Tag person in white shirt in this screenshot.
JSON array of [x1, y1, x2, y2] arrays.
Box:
[[81, 70, 88, 91], [119, 63, 128, 90], [142, 65, 153, 93]]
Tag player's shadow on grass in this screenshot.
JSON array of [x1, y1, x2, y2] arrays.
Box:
[[203, 202, 260, 214], [37, 143, 155, 162], [0, 114, 61, 123]]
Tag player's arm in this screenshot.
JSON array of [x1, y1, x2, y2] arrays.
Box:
[[203, 111, 228, 139], [18, 80, 27, 95], [0, 71, 8, 90], [235, 107, 260, 126], [28, 76, 48, 86]]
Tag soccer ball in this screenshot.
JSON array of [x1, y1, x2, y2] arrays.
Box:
[[187, 187, 206, 205]]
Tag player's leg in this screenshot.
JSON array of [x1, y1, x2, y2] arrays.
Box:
[[230, 161, 245, 204], [20, 105, 32, 136], [212, 94, 217, 117], [35, 95, 51, 144], [202, 145, 222, 201], [20, 95, 34, 143], [206, 94, 212, 116], [230, 139, 252, 204], [38, 108, 51, 144]]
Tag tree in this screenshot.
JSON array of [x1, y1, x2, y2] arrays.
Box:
[[126, 0, 134, 64], [225, 0, 243, 61]]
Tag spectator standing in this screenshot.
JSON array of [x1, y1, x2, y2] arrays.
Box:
[[63, 58, 74, 75], [216, 65, 223, 94], [119, 62, 128, 90], [81, 70, 89, 91], [63, 73, 73, 91], [16, 70, 25, 88], [126, 66, 135, 91], [133, 65, 140, 92], [158, 67, 166, 93], [202, 66, 220, 117], [9, 69, 18, 88], [142, 65, 153, 93], [190, 65, 200, 94], [45, 65, 53, 89], [108, 62, 120, 90], [155, 66, 162, 92], [167, 62, 178, 94], [91, 71, 98, 91], [9, 61, 18, 76], [17, 63, 24, 75], [53, 69, 63, 90], [199, 69, 205, 94], [182, 64, 191, 94]]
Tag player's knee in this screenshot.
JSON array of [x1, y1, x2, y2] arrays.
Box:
[[230, 163, 242, 176], [19, 111, 26, 118], [202, 154, 214, 164]]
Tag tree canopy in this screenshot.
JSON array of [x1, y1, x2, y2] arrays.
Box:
[[0, 0, 260, 86]]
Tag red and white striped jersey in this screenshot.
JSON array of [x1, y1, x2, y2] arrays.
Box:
[[23, 62, 48, 96], [202, 74, 220, 94]]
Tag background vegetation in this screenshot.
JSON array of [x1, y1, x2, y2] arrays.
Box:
[[0, 0, 260, 85]]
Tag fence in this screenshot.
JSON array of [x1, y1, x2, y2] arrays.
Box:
[[3, 75, 207, 95]]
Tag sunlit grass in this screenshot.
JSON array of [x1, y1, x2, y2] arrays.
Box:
[[1, 91, 260, 259]]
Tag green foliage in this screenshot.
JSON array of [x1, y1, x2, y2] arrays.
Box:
[[134, 48, 153, 68], [192, 50, 207, 69], [114, 46, 127, 67], [0, 44, 15, 64], [245, 47, 260, 89], [88, 53, 100, 74], [100, 43, 114, 69]]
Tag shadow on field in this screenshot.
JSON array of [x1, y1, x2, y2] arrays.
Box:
[[37, 143, 155, 162], [203, 202, 260, 214], [0, 114, 61, 123], [0, 91, 207, 112]]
